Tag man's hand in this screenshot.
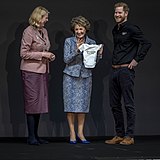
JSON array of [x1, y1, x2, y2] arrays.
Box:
[[128, 59, 138, 69]]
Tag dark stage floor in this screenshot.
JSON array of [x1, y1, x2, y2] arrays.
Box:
[[0, 136, 160, 160]]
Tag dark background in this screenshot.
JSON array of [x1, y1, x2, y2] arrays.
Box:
[[0, 0, 159, 137]]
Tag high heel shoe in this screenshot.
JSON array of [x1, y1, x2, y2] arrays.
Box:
[[69, 140, 77, 144], [77, 136, 90, 144]]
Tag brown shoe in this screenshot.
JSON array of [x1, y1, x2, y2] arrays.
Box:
[[105, 136, 124, 144], [120, 136, 134, 145]]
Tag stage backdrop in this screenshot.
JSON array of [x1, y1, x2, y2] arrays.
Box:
[[0, 0, 159, 137]]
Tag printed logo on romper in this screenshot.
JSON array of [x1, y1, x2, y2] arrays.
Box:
[[122, 32, 127, 35], [86, 51, 95, 55]]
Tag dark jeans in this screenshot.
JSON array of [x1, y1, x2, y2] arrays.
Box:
[[109, 67, 135, 137]]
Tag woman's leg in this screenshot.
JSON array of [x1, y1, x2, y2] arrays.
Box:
[[34, 114, 40, 139], [67, 112, 76, 141], [34, 114, 49, 144], [77, 113, 86, 140], [26, 114, 39, 145]]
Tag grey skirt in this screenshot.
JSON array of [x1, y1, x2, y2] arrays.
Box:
[[21, 71, 48, 114], [63, 74, 92, 113]]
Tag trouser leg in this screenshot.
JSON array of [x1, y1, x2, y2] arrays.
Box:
[[109, 69, 125, 137], [120, 68, 135, 137]]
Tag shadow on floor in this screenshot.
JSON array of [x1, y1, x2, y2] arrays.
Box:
[[0, 136, 160, 160]]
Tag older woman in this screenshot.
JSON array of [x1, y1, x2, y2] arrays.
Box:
[[63, 16, 103, 144], [20, 6, 55, 145]]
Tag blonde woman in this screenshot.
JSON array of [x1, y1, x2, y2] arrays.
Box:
[[20, 6, 55, 145]]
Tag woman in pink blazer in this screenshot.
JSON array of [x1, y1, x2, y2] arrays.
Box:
[[20, 6, 55, 145]]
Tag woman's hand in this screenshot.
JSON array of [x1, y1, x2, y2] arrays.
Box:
[[77, 38, 85, 48], [42, 52, 56, 61], [98, 44, 104, 55]]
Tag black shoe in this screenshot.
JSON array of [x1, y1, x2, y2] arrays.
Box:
[[27, 139, 40, 145], [38, 138, 49, 144]]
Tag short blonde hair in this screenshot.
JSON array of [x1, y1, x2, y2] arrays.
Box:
[[70, 16, 90, 33], [29, 6, 49, 28]]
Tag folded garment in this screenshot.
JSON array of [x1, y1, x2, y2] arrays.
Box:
[[79, 44, 102, 68]]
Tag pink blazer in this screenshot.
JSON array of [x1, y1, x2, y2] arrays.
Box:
[[20, 25, 51, 73]]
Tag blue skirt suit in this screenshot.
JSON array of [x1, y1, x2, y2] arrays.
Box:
[[63, 36, 96, 113]]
